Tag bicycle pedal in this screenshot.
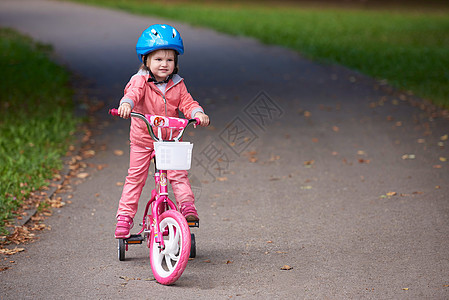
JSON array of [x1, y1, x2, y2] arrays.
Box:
[[125, 234, 144, 244], [187, 220, 199, 228]]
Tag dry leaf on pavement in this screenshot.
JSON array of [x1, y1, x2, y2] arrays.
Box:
[[114, 150, 124, 156], [401, 154, 415, 160], [0, 247, 25, 255], [76, 173, 89, 179]]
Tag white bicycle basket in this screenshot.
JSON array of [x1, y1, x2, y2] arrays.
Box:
[[154, 141, 193, 170]]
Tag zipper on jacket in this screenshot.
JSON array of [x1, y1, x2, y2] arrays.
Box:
[[162, 94, 167, 116], [150, 75, 183, 117]]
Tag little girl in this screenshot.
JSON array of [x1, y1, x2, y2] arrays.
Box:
[[115, 24, 210, 239]]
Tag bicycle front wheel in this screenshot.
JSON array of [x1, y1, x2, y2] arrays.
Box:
[[149, 210, 191, 285]]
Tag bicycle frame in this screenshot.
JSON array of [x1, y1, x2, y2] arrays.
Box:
[[137, 168, 177, 250], [109, 109, 199, 251]]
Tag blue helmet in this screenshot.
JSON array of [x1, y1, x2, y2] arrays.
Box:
[[135, 24, 184, 62]]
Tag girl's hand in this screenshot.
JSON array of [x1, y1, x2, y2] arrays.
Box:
[[194, 112, 210, 127], [118, 103, 132, 119]]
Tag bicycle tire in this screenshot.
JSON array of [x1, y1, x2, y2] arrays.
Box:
[[149, 210, 191, 285], [190, 233, 196, 258], [118, 239, 126, 261]]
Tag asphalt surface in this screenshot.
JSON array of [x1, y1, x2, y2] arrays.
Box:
[[1, 0, 449, 299]]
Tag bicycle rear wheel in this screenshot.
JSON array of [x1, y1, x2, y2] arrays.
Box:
[[149, 210, 191, 285]]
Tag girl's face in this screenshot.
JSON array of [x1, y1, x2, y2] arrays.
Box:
[[146, 49, 175, 82]]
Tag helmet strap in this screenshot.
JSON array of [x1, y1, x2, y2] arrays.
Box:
[[148, 73, 173, 85]]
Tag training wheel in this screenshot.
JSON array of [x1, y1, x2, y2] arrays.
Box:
[[190, 233, 196, 258], [118, 239, 126, 261]]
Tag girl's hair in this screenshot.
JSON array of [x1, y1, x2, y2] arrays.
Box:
[[139, 49, 179, 74]]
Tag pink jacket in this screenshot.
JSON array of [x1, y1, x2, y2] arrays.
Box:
[[120, 71, 204, 148]]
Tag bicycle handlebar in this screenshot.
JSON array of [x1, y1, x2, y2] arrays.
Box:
[[108, 108, 200, 142]]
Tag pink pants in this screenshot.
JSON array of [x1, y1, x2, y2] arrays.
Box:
[[116, 142, 195, 219]]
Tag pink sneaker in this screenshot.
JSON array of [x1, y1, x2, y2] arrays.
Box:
[[180, 203, 199, 222], [115, 215, 133, 239]]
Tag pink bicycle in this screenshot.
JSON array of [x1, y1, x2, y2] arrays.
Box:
[[109, 109, 200, 285]]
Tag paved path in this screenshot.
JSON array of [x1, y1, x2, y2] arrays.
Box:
[[1, 0, 448, 299]]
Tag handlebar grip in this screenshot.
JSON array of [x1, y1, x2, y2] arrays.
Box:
[[109, 108, 119, 116], [194, 117, 201, 126]]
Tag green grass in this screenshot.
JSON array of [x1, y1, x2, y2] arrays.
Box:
[[0, 28, 78, 234], [68, 0, 449, 107]]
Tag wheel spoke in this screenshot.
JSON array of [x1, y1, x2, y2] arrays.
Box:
[[165, 254, 175, 272], [164, 223, 180, 255]]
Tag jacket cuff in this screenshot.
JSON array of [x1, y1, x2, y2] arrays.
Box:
[[120, 98, 134, 109], [191, 108, 204, 119]]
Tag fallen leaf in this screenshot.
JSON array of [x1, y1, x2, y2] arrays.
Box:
[[82, 149, 96, 158], [269, 155, 280, 162], [386, 192, 397, 197], [402, 288, 409, 291], [300, 186, 312, 190], [76, 173, 89, 179], [441, 134, 448, 141], [357, 150, 367, 156], [304, 160, 315, 166], [332, 126, 339, 132], [342, 158, 352, 165], [114, 150, 124, 156], [119, 276, 134, 281], [116, 182, 124, 186], [281, 265, 293, 270], [0, 247, 25, 255], [217, 177, 228, 182], [401, 154, 415, 160], [433, 165, 442, 169], [226, 260, 232, 264], [303, 111, 311, 118], [439, 157, 447, 162], [96, 164, 107, 171], [249, 157, 258, 163]]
